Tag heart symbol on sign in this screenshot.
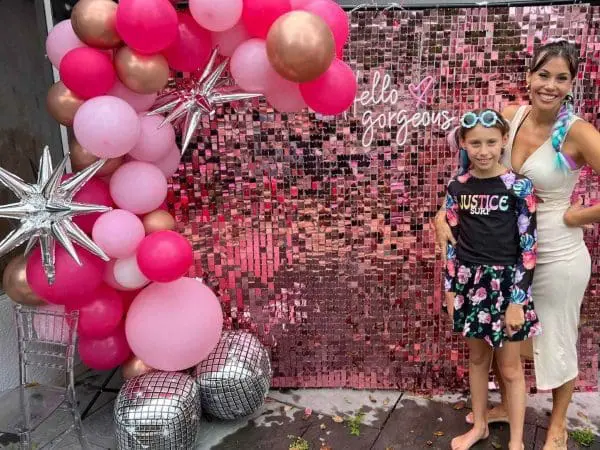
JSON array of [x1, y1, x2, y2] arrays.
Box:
[[408, 76, 435, 106]]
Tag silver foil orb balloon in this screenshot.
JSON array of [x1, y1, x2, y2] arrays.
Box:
[[193, 331, 272, 420], [114, 371, 202, 449]]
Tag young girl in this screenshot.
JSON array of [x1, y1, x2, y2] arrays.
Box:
[[444, 109, 541, 450]]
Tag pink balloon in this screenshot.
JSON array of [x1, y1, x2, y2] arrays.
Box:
[[46, 20, 87, 68], [152, 144, 181, 178], [230, 38, 276, 92], [74, 96, 141, 158], [300, 59, 357, 115], [301, 0, 349, 54], [116, 0, 178, 54], [113, 255, 150, 289], [290, 0, 312, 8], [59, 48, 116, 100], [136, 231, 193, 282], [242, 0, 291, 39], [125, 278, 224, 371], [104, 259, 138, 291], [189, 0, 243, 32], [68, 284, 124, 339], [108, 80, 158, 113], [129, 115, 175, 162], [266, 73, 306, 112], [26, 246, 106, 307], [79, 324, 131, 370], [93, 209, 146, 259], [163, 11, 212, 72], [110, 161, 168, 214], [66, 176, 114, 235], [211, 21, 250, 57]]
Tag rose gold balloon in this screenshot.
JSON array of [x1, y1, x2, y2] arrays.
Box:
[[46, 82, 84, 126], [142, 210, 176, 234], [266, 11, 335, 83], [71, 0, 121, 48], [115, 47, 170, 94], [70, 139, 123, 176], [121, 357, 155, 380], [2, 255, 46, 306]]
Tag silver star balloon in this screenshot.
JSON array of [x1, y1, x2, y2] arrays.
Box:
[[0, 146, 111, 284], [148, 47, 263, 155]]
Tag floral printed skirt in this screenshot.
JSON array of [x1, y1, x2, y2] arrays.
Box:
[[452, 261, 542, 348]]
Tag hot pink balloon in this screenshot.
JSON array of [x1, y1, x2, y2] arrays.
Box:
[[125, 278, 224, 371], [136, 230, 193, 282], [65, 176, 114, 235], [266, 73, 306, 112], [59, 48, 116, 100], [113, 255, 150, 289], [152, 144, 181, 178], [230, 38, 276, 92], [46, 19, 87, 68], [189, 0, 242, 32], [108, 80, 158, 113], [26, 246, 106, 307], [301, 0, 349, 54], [68, 284, 124, 339], [163, 11, 212, 72], [129, 115, 175, 162], [110, 161, 168, 214], [300, 59, 357, 115], [211, 21, 250, 57], [79, 324, 131, 370], [93, 209, 146, 259], [74, 96, 141, 159], [242, 0, 291, 39], [116, 0, 178, 54]]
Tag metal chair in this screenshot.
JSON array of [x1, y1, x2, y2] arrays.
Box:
[[0, 304, 90, 449]]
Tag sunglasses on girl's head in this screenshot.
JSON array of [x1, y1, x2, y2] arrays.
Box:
[[460, 110, 500, 128]]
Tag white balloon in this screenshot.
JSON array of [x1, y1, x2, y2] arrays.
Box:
[[114, 256, 150, 290]]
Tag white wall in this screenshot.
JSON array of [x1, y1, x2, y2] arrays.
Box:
[[0, 294, 20, 391]]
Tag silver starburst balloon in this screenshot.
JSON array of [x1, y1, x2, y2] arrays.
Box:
[[0, 146, 111, 284], [148, 47, 263, 155]]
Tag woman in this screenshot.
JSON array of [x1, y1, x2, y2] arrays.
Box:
[[435, 40, 600, 449]]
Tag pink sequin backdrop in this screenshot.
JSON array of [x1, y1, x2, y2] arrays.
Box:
[[168, 5, 600, 393]]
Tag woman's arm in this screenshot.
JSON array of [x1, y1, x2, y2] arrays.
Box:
[[564, 121, 600, 226]]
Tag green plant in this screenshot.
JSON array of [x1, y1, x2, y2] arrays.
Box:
[[570, 428, 595, 447], [347, 410, 366, 436], [288, 435, 309, 450]]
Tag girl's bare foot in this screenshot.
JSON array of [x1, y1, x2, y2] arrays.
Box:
[[465, 405, 509, 424], [451, 426, 489, 450], [508, 442, 525, 450], [542, 427, 568, 450]]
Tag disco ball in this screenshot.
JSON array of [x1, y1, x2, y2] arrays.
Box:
[[114, 371, 201, 449], [193, 330, 272, 420]]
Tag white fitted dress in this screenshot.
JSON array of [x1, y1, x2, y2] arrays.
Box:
[[503, 105, 591, 390]]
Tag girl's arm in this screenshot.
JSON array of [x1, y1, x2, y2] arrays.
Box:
[[510, 178, 538, 305], [443, 182, 460, 293]]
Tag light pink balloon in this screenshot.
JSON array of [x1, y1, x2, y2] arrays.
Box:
[[73, 96, 141, 159], [92, 210, 146, 259], [125, 278, 224, 371], [128, 115, 175, 162], [211, 21, 250, 57], [301, 0, 349, 54], [113, 256, 150, 290], [230, 38, 275, 92], [108, 80, 158, 113], [153, 144, 181, 178], [110, 161, 168, 214], [45, 19, 86, 68], [290, 0, 312, 7], [104, 260, 138, 291], [189, 0, 243, 32], [266, 73, 306, 112]]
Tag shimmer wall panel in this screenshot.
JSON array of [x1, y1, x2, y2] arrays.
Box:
[[169, 5, 600, 393]]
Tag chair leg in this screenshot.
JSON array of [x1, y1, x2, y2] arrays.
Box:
[[71, 403, 91, 450], [19, 431, 32, 450]]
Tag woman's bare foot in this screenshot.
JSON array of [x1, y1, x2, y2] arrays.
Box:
[[451, 426, 489, 450], [542, 427, 568, 450], [508, 442, 525, 450], [465, 405, 509, 424]]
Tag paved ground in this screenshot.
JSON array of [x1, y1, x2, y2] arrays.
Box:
[[0, 370, 599, 449]]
